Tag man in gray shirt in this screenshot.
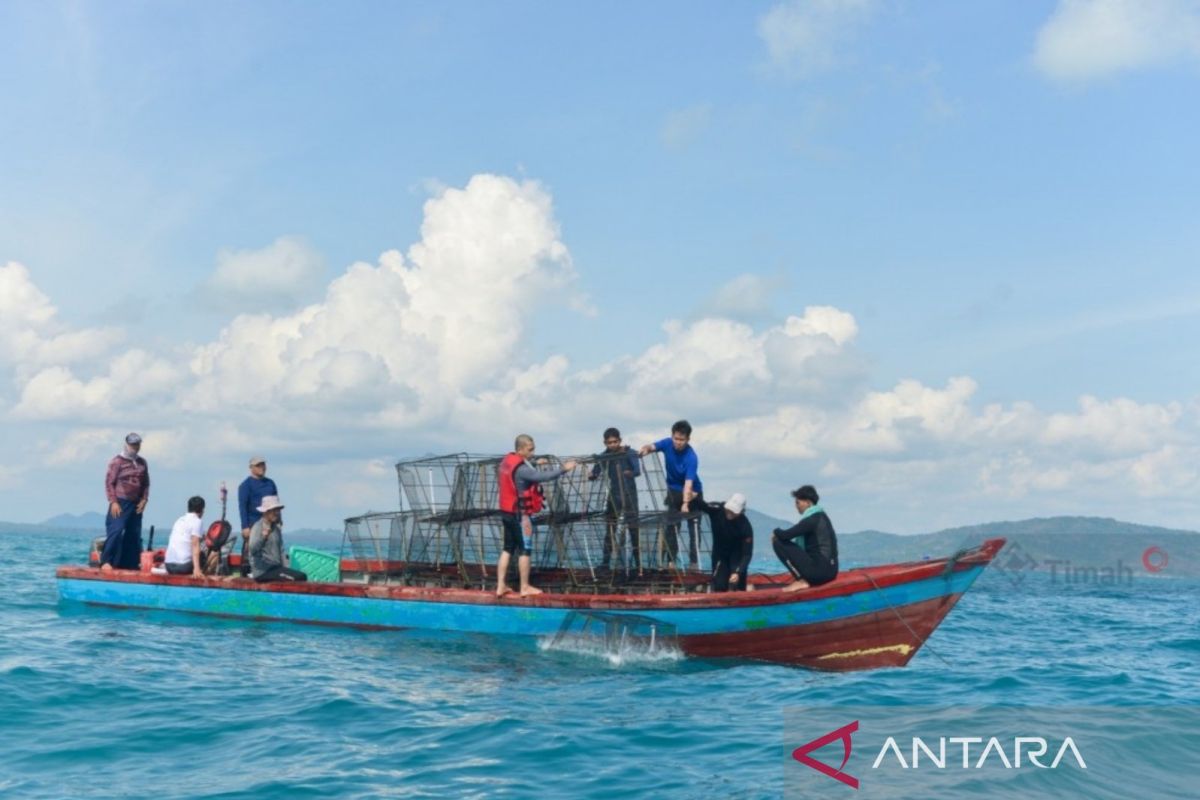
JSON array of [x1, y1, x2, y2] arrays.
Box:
[[248, 496, 307, 582], [496, 434, 576, 597]]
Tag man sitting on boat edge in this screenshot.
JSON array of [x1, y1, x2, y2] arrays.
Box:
[[496, 434, 576, 598], [164, 496, 217, 577], [772, 485, 839, 592], [248, 496, 307, 583]]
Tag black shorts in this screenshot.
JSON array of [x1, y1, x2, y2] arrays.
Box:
[[501, 513, 530, 555]]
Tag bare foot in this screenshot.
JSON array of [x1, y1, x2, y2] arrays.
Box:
[[781, 580, 810, 593], [519, 586, 543, 597], [496, 586, 513, 597], [99, 563, 114, 573]]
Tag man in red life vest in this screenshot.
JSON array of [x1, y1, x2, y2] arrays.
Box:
[[496, 434, 576, 597]]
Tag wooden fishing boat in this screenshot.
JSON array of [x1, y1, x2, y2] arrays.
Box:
[[55, 537, 1004, 671], [57, 452, 1004, 670]]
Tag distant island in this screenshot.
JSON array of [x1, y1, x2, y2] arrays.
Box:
[[42, 512, 107, 530], [834, 516, 1197, 579], [736, 511, 1194, 579], [5, 512, 1195, 578]]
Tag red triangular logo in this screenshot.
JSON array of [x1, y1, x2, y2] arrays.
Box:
[[792, 720, 859, 789]]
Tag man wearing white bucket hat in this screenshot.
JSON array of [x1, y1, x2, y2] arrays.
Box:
[[247, 496, 307, 583]]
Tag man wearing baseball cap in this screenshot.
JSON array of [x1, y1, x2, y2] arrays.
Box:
[[101, 432, 150, 571], [238, 455, 278, 577]]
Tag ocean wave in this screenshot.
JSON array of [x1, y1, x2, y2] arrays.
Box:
[[3, 529, 1198, 799]]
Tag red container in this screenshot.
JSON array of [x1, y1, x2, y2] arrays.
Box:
[[140, 550, 156, 572]]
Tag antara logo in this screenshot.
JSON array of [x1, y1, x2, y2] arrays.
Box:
[[792, 720, 860, 789], [872, 736, 1087, 770], [793, 721, 1087, 789]]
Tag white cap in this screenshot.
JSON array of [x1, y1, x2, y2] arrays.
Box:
[[725, 493, 746, 515]]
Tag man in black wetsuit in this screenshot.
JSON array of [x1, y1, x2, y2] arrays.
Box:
[[697, 493, 753, 592], [772, 485, 839, 592]]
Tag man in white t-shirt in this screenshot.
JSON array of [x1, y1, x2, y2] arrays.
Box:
[[165, 496, 207, 577]]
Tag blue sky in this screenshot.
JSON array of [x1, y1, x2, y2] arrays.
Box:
[[2, 0, 1198, 534]]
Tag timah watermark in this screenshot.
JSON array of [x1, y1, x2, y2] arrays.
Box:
[[785, 707, 1200, 799], [992, 541, 1168, 587], [1043, 558, 1136, 586]]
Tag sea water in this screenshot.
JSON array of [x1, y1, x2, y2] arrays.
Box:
[[1, 528, 1197, 799]]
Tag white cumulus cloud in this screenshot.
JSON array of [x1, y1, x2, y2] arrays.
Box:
[[187, 174, 581, 432], [7, 173, 1200, 532], [695, 273, 787, 322], [758, 0, 878, 77], [0, 261, 123, 373], [202, 236, 326, 312], [12, 348, 183, 421], [44, 428, 117, 467], [1041, 395, 1183, 454], [1033, 0, 1200, 82]]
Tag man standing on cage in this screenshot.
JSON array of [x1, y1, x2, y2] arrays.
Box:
[[496, 434, 576, 597], [639, 420, 704, 569], [588, 427, 642, 574]]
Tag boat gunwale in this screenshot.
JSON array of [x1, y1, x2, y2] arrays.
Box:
[[56, 537, 1005, 612]]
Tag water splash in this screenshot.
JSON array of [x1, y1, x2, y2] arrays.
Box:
[[538, 610, 684, 667], [538, 630, 684, 667]]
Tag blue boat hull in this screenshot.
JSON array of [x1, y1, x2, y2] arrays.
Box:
[[56, 537, 1004, 670]]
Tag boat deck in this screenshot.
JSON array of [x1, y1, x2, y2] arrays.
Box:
[[57, 537, 1004, 611]]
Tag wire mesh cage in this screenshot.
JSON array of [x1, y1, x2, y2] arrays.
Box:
[[344, 451, 715, 593]]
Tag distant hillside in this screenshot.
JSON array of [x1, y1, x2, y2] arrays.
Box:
[[839, 516, 1198, 578], [745, 508, 792, 540], [42, 512, 106, 530]]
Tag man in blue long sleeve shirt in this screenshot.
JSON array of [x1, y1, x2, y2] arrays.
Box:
[[639, 419, 704, 568], [238, 455, 278, 576]]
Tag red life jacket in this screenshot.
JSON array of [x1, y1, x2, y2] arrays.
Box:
[[498, 452, 545, 515]]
